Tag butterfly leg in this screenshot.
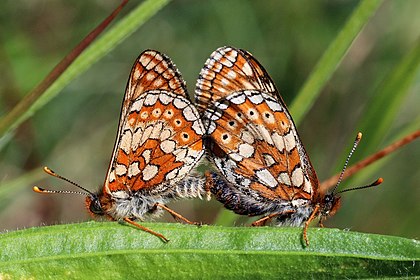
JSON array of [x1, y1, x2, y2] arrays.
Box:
[[123, 217, 169, 242], [318, 217, 325, 228], [204, 171, 214, 201], [251, 210, 296, 227], [303, 205, 320, 246], [154, 203, 201, 226]]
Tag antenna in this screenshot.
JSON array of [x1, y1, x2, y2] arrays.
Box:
[[332, 132, 383, 195], [33, 167, 94, 197], [331, 132, 362, 194], [337, 178, 383, 194]]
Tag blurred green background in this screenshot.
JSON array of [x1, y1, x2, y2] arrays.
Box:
[[0, 0, 418, 239]]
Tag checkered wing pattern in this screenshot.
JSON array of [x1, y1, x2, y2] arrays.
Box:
[[104, 50, 205, 194], [196, 46, 319, 205]]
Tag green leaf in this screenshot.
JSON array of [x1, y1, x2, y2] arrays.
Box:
[[290, 0, 383, 124], [1, 222, 418, 279], [0, 0, 170, 138]]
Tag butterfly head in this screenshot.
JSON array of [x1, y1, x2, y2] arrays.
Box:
[[85, 193, 105, 216], [318, 132, 383, 220], [319, 192, 342, 219]]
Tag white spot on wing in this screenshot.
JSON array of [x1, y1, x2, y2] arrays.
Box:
[[159, 93, 173, 105], [229, 93, 246, 105], [214, 101, 229, 110], [272, 132, 285, 152], [173, 98, 188, 109], [174, 148, 187, 162], [242, 62, 253, 76], [150, 122, 164, 139], [221, 78, 230, 86], [160, 128, 173, 140], [133, 68, 141, 80], [221, 58, 233, 67], [266, 99, 282, 112], [256, 169, 278, 188], [144, 93, 159, 106], [284, 131, 296, 152], [291, 167, 304, 187], [112, 191, 130, 199], [154, 63, 165, 73], [278, 172, 291, 186], [128, 162, 141, 178], [225, 50, 237, 62], [229, 153, 243, 162], [256, 125, 273, 145], [165, 167, 179, 180], [248, 93, 264, 104], [153, 78, 164, 88], [116, 164, 127, 176], [263, 154, 276, 167], [160, 139, 176, 153], [142, 149, 151, 164], [132, 128, 144, 151], [146, 72, 156, 82], [139, 55, 152, 68], [131, 99, 144, 112], [241, 130, 255, 144], [182, 106, 198, 121], [227, 70, 237, 79], [191, 120, 204, 135], [238, 143, 254, 158], [213, 52, 222, 61], [120, 130, 132, 154], [142, 164, 159, 181], [140, 125, 153, 145], [303, 177, 312, 194], [108, 171, 116, 182]]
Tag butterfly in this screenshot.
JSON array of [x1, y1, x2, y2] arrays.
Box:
[[195, 46, 382, 245], [34, 50, 206, 242]]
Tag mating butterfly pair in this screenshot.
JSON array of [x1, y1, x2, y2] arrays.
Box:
[[35, 47, 381, 245]]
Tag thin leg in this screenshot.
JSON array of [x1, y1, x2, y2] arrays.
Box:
[[154, 203, 201, 226], [251, 210, 296, 227], [303, 205, 320, 246], [204, 172, 213, 201], [123, 217, 169, 243], [318, 217, 325, 228]]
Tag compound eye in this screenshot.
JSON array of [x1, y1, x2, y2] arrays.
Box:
[[324, 195, 333, 203], [89, 198, 104, 215]]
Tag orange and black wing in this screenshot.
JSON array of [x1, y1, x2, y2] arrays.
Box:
[[196, 46, 318, 208], [104, 50, 205, 195]]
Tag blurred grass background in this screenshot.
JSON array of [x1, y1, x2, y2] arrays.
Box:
[[0, 0, 418, 239]]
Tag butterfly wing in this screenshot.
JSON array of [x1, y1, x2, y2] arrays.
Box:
[[196, 46, 318, 206], [104, 50, 205, 195]]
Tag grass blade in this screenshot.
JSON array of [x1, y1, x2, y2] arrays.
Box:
[[290, 0, 383, 124], [353, 40, 420, 159], [0, 0, 170, 138]]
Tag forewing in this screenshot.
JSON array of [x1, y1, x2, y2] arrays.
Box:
[[105, 50, 205, 194], [196, 47, 276, 113], [196, 46, 318, 202]]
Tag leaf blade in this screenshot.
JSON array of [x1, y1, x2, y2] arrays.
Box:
[[1, 222, 418, 278]]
